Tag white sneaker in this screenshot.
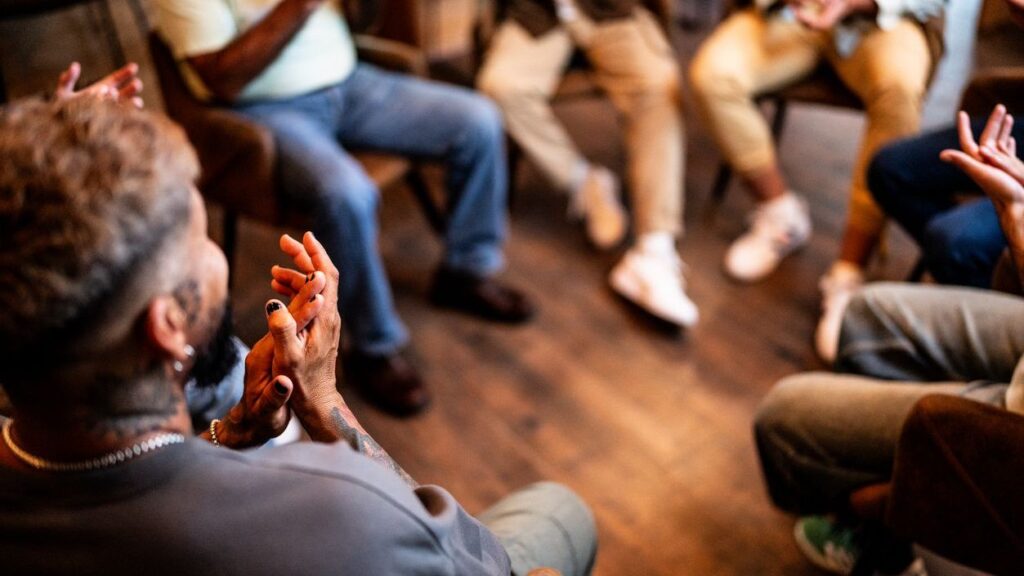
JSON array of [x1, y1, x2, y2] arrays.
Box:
[[610, 246, 699, 327], [814, 262, 864, 364], [569, 165, 628, 250], [724, 192, 811, 282]]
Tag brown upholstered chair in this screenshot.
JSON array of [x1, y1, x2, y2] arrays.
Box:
[[147, 32, 447, 282], [0, 0, 149, 102], [886, 395, 1024, 575], [834, 392, 1021, 575]]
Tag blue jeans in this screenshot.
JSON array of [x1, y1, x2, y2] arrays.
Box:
[[868, 121, 1017, 288], [237, 65, 508, 355]]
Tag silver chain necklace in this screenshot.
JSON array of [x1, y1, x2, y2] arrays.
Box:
[[2, 420, 185, 473]]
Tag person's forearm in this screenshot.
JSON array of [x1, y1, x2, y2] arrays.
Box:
[[297, 395, 419, 488], [188, 0, 325, 102]]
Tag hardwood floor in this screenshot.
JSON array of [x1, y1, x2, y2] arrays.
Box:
[[0, 1, 1011, 574]]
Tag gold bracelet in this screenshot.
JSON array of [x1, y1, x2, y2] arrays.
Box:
[[209, 418, 222, 447]]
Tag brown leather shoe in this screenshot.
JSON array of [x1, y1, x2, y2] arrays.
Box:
[[429, 267, 536, 324], [345, 350, 430, 417]]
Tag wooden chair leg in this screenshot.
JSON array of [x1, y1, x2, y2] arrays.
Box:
[[405, 167, 448, 235], [0, 64, 7, 105], [907, 256, 927, 282], [222, 210, 239, 288], [710, 163, 733, 205], [769, 98, 789, 140], [506, 136, 521, 212]]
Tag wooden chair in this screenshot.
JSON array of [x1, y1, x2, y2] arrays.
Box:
[[0, 0, 149, 103], [147, 32, 447, 284]]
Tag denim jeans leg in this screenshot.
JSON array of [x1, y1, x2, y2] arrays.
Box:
[[921, 199, 1006, 288], [336, 65, 507, 277], [868, 121, 1018, 287], [237, 100, 409, 355]]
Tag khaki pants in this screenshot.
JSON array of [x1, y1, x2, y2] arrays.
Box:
[[755, 283, 1021, 513], [478, 9, 685, 236], [689, 9, 931, 238]]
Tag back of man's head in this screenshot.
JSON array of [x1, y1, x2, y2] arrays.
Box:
[[0, 97, 198, 399]]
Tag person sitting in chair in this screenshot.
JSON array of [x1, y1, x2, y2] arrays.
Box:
[[689, 0, 944, 361], [152, 0, 535, 416], [754, 104, 1024, 575], [0, 95, 596, 576], [478, 0, 698, 329]]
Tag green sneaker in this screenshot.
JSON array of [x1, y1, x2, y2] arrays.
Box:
[[793, 516, 861, 575]]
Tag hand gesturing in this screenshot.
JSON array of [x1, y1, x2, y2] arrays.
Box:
[[54, 62, 144, 108], [941, 105, 1024, 210]]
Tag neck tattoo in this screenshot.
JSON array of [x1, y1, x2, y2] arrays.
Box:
[[1, 420, 185, 473]]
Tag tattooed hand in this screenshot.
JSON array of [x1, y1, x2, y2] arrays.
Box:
[[268, 231, 417, 487], [267, 232, 342, 417], [204, 269, 326, 449]]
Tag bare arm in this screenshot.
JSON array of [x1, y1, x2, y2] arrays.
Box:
[[299, 394, 418, 488], [186, 0, 325, 103]]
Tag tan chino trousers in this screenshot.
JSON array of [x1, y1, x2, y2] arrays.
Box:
[[478, 8, 685, 236], [689, 9, 932, 239]]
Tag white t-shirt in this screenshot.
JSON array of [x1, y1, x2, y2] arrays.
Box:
[[153, 0, 357, 102]]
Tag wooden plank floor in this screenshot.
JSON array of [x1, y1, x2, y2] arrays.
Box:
[[1, 1, 1014, 574]]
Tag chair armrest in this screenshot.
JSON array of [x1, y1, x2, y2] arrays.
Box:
[[353, 34, 428, 77], [886, 395, 1024, 574]]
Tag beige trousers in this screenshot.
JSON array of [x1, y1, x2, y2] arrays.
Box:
[[478, 9, 685, 236], [689, 9, 931, 237]]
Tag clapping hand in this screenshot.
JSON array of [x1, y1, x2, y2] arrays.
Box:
[[54, 62, 144, 108], [213, 253, 328, 449], [266, 232, 344, 424]]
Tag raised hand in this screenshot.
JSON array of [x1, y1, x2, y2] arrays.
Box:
[[942, 106, 1024, 208], [54, 62, 144, 108], [209, 270, 326, 449], [267, 232, 343, 420], [942, 104, 1024, 289], [268, 232, 417, 487]]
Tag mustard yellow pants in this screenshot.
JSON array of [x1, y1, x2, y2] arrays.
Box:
[[478, 8, 685, 236], [689, 9, 932, 239]]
